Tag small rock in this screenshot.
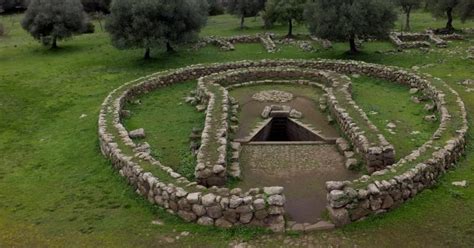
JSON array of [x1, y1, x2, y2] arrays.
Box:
[[79, 114, 87, 119], [345, 159, 358, 170], [424, 115, 437, 122], [387, 122, 397, 129], [263, 186, 284, 195], [261, 106, 272, 119], [151, 219, 164, 225], [196, 105, 206, 112], [304, 221, 335, 232], [409, 88, 419, 94], [289, 109, 303, 119], [452, 180, 468, 187]]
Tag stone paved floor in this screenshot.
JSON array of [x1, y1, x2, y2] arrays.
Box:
[[237, 144, 360, 223]]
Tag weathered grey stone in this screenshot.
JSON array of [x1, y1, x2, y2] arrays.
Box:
[[326, 181, 346, 191], [206, 205, 223, 218], [254, 209, 268, 220], [424, 115, 437, 122], [223, 209, 239, 223], [178, 210, 197, 222], [327, 207, 350, 227], [201, 193, 216, 207], [215, 218, 233, 228], [268, 215, 285, 232], [239, 212, 253, 224], [229, 195, 243, 208], [212, 164, 225, 174], [268, 206, 284, 215], [382, 195, 394, 209], [367, 184, 380, 195], [370, 197, 383, 211], [452, 180, 468, 187], [129, 128, 145, 139], [291, 223, 305, 232], [267, 195, 285, 206], [236, 205, 252, 214], [192, 204, 207, 216], [263, 186, 284, 195], [345, 158, 358, 170], [304, 221, 335, 232], [261, 106, 272, 118], [328, 190, 350, 208], [197, 216, 214, 226], [289, 109, 303, 119], [253, 198, 266, 210]]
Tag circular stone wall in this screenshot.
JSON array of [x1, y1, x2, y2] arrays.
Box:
[[98, 59, 468, 232]]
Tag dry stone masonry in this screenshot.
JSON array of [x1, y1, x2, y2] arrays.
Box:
[[389, 31, 459, 49], [98, 59, 467, 232]]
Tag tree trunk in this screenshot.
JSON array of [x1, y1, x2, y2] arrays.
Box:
[[446, 8, 454, 30], [51, 36, 58, 49], [166, 41, 175, 53], [98, 19, 103, 31], [240, 15, 245, 29], [144, 47, 151, 60], [287, 18, 293, 37], [405, 8, 411, 31], [349, 37, 358, 54]]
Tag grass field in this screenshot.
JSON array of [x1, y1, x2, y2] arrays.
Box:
[[0, 11, 474, 247]]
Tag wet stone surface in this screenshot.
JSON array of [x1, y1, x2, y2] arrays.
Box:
[[237, 144, 360, 223]]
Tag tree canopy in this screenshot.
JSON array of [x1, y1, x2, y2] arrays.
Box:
[[227, 0, 266, 29], [305, 0, 397, 53], [21, 0, 88, 48], [428, 0, 474, 31], [0, 0, 28, 14], [394, 0, 421, 31], [105, 0, 208, 59], [263, 0, 306, 37], [208, 0, 224, 16], [81, 0, 111, 14]]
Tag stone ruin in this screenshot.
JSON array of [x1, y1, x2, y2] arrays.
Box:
[[98, 59, 468, 233], [389, 30, 464, 50]]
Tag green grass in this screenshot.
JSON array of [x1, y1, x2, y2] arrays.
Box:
[[0, 11, 474, 248], [352, 76, 439, 159], [122, 80, 204, 180]]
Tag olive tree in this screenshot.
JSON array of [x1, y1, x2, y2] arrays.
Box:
[[227, 0, 266, 29], [21, 0, 88, 48], [0, 0, 28, 14], [305, 0, 397, 54], [394, 0, 421, 31], [105, 0, 208, 59], [208, 0, 224, 16], [428, 0, 460, 31], [263, 0, 306, 37], [428, 0, 473, 31], [459, 0, 474, 23]]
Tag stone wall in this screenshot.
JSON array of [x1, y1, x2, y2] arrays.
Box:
[[99, 59, 467, 231], [194, 67, 395, 177], [389, 32, 448, 49]]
